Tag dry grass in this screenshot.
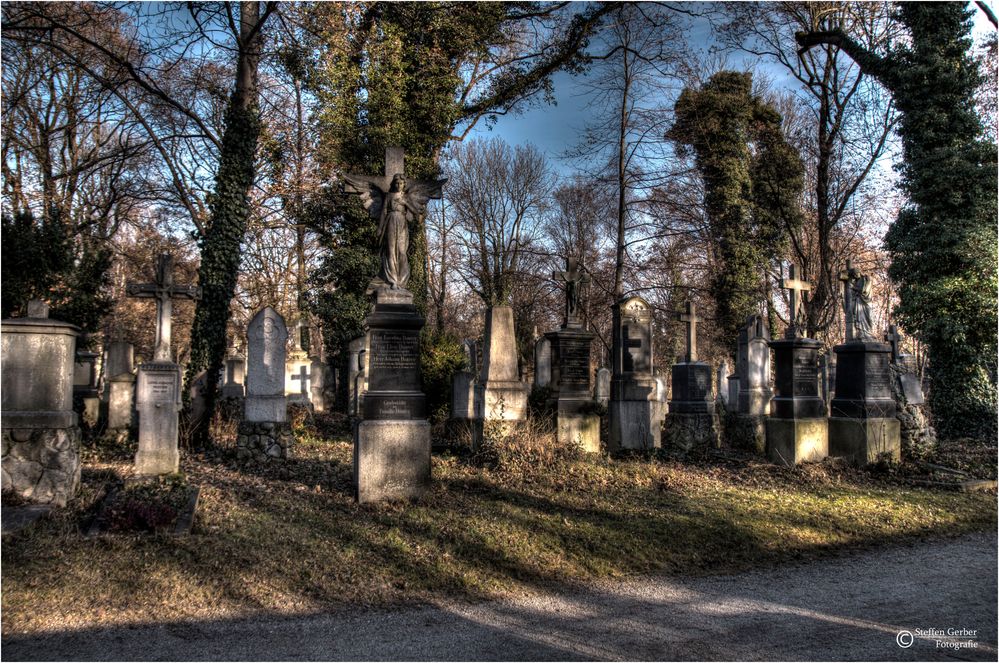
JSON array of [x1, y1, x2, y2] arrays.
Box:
[[2, 420, 995, 636]]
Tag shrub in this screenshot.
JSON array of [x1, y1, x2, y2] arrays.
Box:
[[421, 329, 467, 424]]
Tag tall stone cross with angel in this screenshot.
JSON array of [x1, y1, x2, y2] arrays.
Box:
[[342, 147, 445, 291]]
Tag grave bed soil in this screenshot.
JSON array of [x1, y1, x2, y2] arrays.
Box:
[[85, 478, 200, 537]]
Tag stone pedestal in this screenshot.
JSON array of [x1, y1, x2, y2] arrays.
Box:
[[546, 326, 599, 453], [1, 310, 82, 506], [609, 296, 660, 451], [353, 287, 430, 503], [134, 361, 181, 475], [237, 421, 294, 461], [665, 362, 718, 452], [106, 373, 136, 431], [829, 341, 900, 465], [766, 337, 828, 466], [474, 306, 528, 424]]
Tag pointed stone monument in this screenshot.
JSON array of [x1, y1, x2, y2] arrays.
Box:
[[127, 253, 201, 475], [664, 302, 718, 452], [766, 265, 828, 466]]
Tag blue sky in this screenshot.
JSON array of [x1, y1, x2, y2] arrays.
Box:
[[469, 2, 997, 175]]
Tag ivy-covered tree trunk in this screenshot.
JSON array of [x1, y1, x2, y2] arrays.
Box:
[[797, 3, 998, 440], [185, 2, 267, 447]]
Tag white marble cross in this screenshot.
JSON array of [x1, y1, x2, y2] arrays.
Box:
[[127, 253, 201, 362]]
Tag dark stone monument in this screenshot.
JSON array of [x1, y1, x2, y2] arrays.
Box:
[[766, 265, 828, 466], [344, 146, 442, 502], [828, 267, 900, 465], [609, 295, 660, 451], [664, 302, 718, 452], [544, 258, 598, 452]]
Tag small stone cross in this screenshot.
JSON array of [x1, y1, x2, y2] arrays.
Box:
[[782, 263, 812, 338], [677, 301, 700, 362], [291, 365, 311, 395], [127, 253, 201, 362], [885, 324, 903, 362]]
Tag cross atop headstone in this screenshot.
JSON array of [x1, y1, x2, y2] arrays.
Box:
[[291, 364, 311, 395], [781, 263, 812, 338], [838, 259, 861, 341], [127, 253, 201, 362], [885, 324, 903, 363], [677, 301, 700, 362]]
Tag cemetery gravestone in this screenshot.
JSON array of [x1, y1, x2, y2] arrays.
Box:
[[609, 295, 660, 451], [474, 306, 529, 430], [717, 359, 730, 407], [533, 337, 552, 389], [1, 301, 82, 506], [239, 307, 293, 461], [345, 146, 439, 502], [664, 302, 719, 452], [544, 258, 599, 453], [595, 367, 611, 406], [347, 336, 366, 417], [726, 314, 772, 453], [73, 349, 100, 428], [104, 341, 136, 435], [310, 358, 331, 413], [828, 267, 900, 465], [883, 326, 935, 456], [127, 253, 201, 475], [766, 266, 828, 466], [221, 348, 246, 399]]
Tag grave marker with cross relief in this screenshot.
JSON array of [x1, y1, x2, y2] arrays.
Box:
[[127, 253, 201, 362], [678, 301, 701, 362], [781, 264, 811, 339]]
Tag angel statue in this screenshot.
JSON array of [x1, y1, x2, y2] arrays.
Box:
[[848, 273, 876, 341], [343, 166, 445, 291]]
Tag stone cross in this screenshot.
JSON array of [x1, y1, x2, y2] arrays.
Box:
[[677, 301, 700, 362], [127, 253, 201, 362], [782, 263, 811, 338], [885, 324, 903, 362], [838, 259, 861, 341], [291, 365, 311, 395], [552, 257, 590, 327]]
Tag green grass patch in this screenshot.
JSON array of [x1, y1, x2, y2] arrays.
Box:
[[2, 429, 995, 635]]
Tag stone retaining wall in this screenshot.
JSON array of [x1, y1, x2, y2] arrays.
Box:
[[1, 427, 81, 506], [236, 421, 294, 461]]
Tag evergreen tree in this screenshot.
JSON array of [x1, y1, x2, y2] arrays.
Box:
[[798, 3, 998, 440]]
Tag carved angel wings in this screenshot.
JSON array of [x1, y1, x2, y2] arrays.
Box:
[[341, 174, 446, 222]]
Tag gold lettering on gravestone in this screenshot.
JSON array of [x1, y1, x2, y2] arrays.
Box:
[[370, 332, 419, 370]]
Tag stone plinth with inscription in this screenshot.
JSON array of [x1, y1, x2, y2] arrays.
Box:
[[609, 296, 660, 451], [664, 303, 718, 452], [765, 337, 828, 466], [545, 327, 599, 453], [828, 341, 900, 465], [353, 287, 430, 503], [474, 306, 529, 428], [134, 361, 182, 474], [239, 307, 292, 461], [1, 302, 82, 506]]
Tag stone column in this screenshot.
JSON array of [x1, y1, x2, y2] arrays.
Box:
[[829, 341, 900, 465], [1, 302, 81, 506], [608, 296, 660, 451], [354, 287, 430, 503], [474, 306, 529, 426], [239, 307, 293, 461], [766, 337, 828, 466]]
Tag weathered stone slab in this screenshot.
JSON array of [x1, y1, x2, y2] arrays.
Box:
[[134, 362, 181, 475], [245, 307, 288, 424], [106, 374, 136, 430], [450, 370, 476, 420], [828, 417, 900, 465], [766, 417, 828, 466], [354, 420, 431, 503], [534, 337, 551, 388]]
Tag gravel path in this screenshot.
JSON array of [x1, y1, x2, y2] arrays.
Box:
[[4, 533, 996, 661]]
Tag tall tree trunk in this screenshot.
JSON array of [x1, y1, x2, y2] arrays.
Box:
[[613, 48, 631, 301], [186, 1, 266, 447]]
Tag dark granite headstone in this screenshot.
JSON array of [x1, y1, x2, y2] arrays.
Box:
[[899, 373, 925, 406], [769, 337, 826, 419], [830, 341, 896, 419], [669, 362, 714, 414], [362, 309, 426, 420]]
